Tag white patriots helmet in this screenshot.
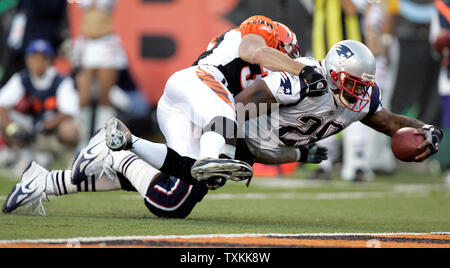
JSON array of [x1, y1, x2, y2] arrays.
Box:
[[322, 40, 376, 112]]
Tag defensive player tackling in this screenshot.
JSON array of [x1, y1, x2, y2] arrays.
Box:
[[3, 40, 442, 218]]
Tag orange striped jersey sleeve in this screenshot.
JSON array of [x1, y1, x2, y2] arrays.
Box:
[[239, 15, 279, 48]]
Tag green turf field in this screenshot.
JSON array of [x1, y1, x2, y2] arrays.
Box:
[[0, 165, 449, 241]]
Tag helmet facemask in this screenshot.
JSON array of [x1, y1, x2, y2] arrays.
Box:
[[330, 70, 374, 112], [275, 22, 301, 59], [281, 40, 300, 59]]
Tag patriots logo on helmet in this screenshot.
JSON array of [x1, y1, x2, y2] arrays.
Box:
[[335, 44, 355, 64]]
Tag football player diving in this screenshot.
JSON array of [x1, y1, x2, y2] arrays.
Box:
[[3, 40, 442, 218], [3, 15, 326, 216]]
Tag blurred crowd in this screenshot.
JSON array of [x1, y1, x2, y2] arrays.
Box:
[[0, 0, 448, 184], [0, 0, 152, 177]]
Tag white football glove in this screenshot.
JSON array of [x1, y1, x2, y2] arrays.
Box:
[[421, 124, 443, 155]]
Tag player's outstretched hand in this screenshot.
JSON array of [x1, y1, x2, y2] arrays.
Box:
[[299, 66, 328, 97], [414, 124, 443, 162]]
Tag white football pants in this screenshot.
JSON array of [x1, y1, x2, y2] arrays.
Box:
[[157, 65, 237, 159]]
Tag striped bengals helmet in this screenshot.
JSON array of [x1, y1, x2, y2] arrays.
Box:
[[274, 21, 300, 59]]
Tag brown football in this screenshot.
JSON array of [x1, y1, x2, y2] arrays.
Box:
[[391, 127, 426, 162]]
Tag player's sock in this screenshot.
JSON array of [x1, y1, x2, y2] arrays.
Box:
[[45, 170, 77, 196], [130, 135, 167, 169], [159, 147, 197, 184], [45, 170, 121, 196], [200, 116, 238, 159], [200, 131, 225, 158], [112, 151, 159, 197], [128, 136, 197, 184], [220, 143, 236, 159]]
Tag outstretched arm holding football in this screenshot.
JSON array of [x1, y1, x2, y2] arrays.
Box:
[[361, 108, 424, 136], [361, 108, 443, 162]]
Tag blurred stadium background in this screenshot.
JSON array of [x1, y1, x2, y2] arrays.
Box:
[[0, 0, 447, 174], [0, 0, 449, 247]]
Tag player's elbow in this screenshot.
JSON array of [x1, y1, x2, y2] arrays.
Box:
[[239, 45, 266, 65], [251, 46, 271, 65]]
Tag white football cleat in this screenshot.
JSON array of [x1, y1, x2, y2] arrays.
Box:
[[71, 128, 113, 185], [2, 161, 49, 216], [105, 117, 132, 151], [191, 158, 253, 182]]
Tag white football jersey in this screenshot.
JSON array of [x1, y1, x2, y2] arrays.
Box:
[[193, 15, 281, 96], [243, 57, 383, 163]]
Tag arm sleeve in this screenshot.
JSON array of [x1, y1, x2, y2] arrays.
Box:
[[239, 15, 279, 48], [363, 83, 383, 120], [0, 74, 25, 109]]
